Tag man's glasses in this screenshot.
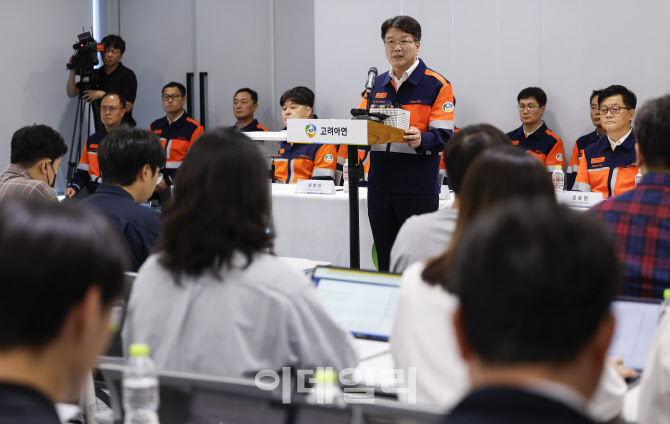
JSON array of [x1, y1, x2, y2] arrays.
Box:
[[384, 40, 417, 48], [518, 105, 539, 112], [162, 94, 183, 101], [100, 106, 121, 112], [598, 107, 632, 116]]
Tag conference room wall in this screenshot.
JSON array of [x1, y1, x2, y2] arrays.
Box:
[[0, 1, 93, 192], [118, 0, 315, 131], [314, 0, 670, 165]]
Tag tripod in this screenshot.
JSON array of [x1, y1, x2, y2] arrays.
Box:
[[66, 95, 95, 185]]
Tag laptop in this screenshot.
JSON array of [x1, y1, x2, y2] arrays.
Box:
[[312, 266, 401, 360], [608, 296, 662, 376]]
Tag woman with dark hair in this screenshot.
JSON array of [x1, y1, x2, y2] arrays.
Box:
[[122, 127, 357, 378], [391, 145, 627, 420]]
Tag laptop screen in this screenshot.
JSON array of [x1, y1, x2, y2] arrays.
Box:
[[608, 297, 662, 371], [312, 267, 401, 341]]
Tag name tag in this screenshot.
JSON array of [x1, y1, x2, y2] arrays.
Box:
[[556, 191, 604, 209], [287, 119, 367, 145], [295, 179, 335, 195], [591, 157, 605, 164]]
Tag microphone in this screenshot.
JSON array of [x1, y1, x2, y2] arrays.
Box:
[[365, 67, 378, 91]]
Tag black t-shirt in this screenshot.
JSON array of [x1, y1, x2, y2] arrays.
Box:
[[92, 62, 137, 129]]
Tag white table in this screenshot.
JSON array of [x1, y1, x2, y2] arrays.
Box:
[[271, 184, 453, 270]]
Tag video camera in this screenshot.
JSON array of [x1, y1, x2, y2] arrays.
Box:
[[66, 31, 103, 91]]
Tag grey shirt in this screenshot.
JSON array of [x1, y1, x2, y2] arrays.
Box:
[[123, 253, 358, 378], [390, 207, 459, 274]]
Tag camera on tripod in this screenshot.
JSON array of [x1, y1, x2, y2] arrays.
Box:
[[66, 31, 103, 91]]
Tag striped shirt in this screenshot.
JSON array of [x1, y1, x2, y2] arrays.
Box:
[[0, 165, 58, 203]]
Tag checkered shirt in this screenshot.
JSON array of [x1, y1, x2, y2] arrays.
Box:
[[0, 164, 58, 203], [589, 172, 670, 298]]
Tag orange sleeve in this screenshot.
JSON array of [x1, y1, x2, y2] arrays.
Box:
[[573, 151, 591, 191]]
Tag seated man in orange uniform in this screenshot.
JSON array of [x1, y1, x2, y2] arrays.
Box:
[[506, 87, 565, 173], [573, 85, 638, 199], [273, 87, 336, 183]]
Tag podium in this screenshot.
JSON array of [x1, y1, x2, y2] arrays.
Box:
[[245, 119, 405, 269]]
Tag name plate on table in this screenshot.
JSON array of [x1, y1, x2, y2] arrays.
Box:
[[295, 179, 335, 195], [287, 119, 368, 145], [557, 191, 604, 209]]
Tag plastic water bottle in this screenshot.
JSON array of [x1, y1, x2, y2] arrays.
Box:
[[343, 159, 349, 193], [123, 343, 159, 424], [552, 165, 564, 196], [306, 368, 346, 406], [659, 289, 670, 324], [635, 170, 643, 188]]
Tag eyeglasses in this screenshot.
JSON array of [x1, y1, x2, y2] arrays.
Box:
[[162, 94, 183, 101], [384, 40, 417, 48], [518, 105, 539, 112], [598, 106, 632, 116], [100, 106, 121, 112]]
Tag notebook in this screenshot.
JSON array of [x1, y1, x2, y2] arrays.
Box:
[[312, 266, 401, 359]]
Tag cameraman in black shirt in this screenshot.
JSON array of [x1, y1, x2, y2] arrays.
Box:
[[67, 34, 137, 131]]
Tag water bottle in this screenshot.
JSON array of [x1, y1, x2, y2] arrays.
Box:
[[343, 158, 349, 193], [306, 368, 346, 406], [552, 165, 564, 196], [635, 170, 643, 188], [123, 343, 159, 424], [659, 289, 670, 324]]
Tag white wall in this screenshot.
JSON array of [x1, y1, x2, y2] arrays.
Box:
[[314, 0, 670, 163], [118, 0, 315, 131], [0, 1, 93, 192]]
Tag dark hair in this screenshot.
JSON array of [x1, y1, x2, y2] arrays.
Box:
[[598, 84, 637, 109], [517, 87, 547, 107], [381, 15, 421, 41], [235, 88, 258, 105], [158, 128, 273, 278], [163, 82, 186, 97], [590, 89, 602, 104], [0, 199, 127, 349], [453, 199, 619, 364], [98, 126, 165, 186], [101, 91, 127, 109], [635, 94, 670, 170], [101, 34, 126, 54], [10, 125, 67, 166], [423, 145, 555, 289], [280, 86, 314, 108], [443, 124, 511, 194]]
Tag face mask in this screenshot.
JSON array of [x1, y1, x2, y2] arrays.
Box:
[[47, 161, 56, 188]]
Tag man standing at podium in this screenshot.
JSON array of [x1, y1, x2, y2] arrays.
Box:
[[362, 16, 454, 271]]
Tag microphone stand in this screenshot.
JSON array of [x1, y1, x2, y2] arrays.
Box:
[[347, 87, 382, 269]]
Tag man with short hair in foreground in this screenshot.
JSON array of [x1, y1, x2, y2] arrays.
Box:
[[82, 127, 165, 271], [445, 199, 618, 424], [0, 125, 67, 203], [0, 199, 127, 423]]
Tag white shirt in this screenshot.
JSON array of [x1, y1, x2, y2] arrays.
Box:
[[390, 59, 420, 91], [167, 110, 184, 125], [607, 127, 632, 150], [524, 121, 544, 138], [637, 309, 670, 423], [390, 261, 627, 421]]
